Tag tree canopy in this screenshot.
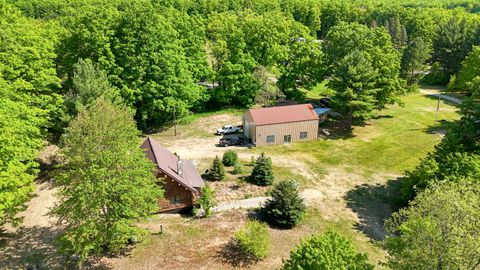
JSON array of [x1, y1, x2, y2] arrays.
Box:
[[52, 99, 162, 264]]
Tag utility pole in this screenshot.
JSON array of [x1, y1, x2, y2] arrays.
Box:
[[435, 96, 440, 121], [173, 105, 177, 136]]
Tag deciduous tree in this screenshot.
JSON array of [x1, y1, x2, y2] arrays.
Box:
[[52, 99, 162, 264], [385, 181, 480, 270], [282, 231, 374, 270]]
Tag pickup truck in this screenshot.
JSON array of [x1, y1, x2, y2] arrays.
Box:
[[219, 136, 245, 147], [215, 125, 242, 135]]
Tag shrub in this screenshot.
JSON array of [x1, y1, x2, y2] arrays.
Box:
[[249, 153, 274, 186], [198, 184, 217, 217], [282, 231, 374, 270], [206, 156, 225, 181], [234, 220, 270, 260], [222, 150, 238, 166], [232, 162, 244, 175], [262, 180, 305, 228]]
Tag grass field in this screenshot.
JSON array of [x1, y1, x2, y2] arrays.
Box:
[[103, 91, 459, 269]]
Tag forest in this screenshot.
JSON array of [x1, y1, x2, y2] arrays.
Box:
[[1, 0, 480, 268]]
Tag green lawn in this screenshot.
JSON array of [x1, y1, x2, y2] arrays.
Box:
[[255, 92, 459, 177], [119, 91, 460, 270]]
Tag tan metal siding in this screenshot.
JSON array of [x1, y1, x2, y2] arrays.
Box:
[[243, 111, 256, 142], [254, 120, 319, 146]]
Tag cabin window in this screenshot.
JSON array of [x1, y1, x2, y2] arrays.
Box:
[[266, 135, 275, 143], [300, 131, 308, 139], [170, 194, 181, 204], [284, 135, 292, 143]]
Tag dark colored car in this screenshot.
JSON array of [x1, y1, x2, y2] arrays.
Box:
[[319, 97, 331, 107], [219, 136, 245, 147]]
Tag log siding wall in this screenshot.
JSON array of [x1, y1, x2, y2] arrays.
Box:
[[157, 173, 195, 212], [254, 120, 319, 146]]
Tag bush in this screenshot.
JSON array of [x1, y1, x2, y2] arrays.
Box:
[[232, 162, 244, 175], [222, 150, 238, 166], [234, 220, 270, 260], [206, 156, 225, 181], [262, 180, 305, 228], [282, 231, 374, 270], [249, 153, 274, 186], [198, 184, 217, 217]]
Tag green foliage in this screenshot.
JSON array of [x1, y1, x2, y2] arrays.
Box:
[[262, 180, 305, 228], [278, 39, 324, 99], [0, 80, 44, 227], [234, 220, 270, 260], [222, 150, 238, 166], [432, 17, 480, 77], [329, 50, 380, 126], [254, 66, 285, 107], [282, 231, 374, 270], [233, 162, 244, 175], [206, 156, 225, 181], [324, 22, 405, 124], [65, 58, 119, 119], [249, 153, 274, 186], [52, 99, 162, 264], [449, 45, 480, 92], [0, 1, 63, 131], [198, 184, 216, 217], [401, 37, 432, 85], [385, 181, 480, 270]]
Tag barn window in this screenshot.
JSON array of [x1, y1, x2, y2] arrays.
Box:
[[266, 135, 275, 143], [171, 194, 181, 204], [300, 131, 308, 139]]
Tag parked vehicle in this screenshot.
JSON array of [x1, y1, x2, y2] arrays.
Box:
[[319, 97, 331, 107], [215, 125, 242, 135], [219, 136, 245, 147]]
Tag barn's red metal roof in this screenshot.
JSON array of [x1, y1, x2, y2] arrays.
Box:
[[248, 104, 318, 126], [140, 137, 204, 194]]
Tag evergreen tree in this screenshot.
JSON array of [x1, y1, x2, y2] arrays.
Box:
[[52, 99, 162, 264], [65, 58, 119, 118], [329, 50, 379, 127], [432, 17, 478, 77], [249, 153, 274, 186], [222, 150, 238, 167], [401, 37, 431, 85], [262, 180, 305, 228], [206, 156, 225, 181]]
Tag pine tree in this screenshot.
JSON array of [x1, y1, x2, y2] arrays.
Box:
[[52, 99, 162, 264], [206, 156, 225, 181], [262, 180, 306, 228], [249, 153, 274, 186], [329, 50, 379, 128]]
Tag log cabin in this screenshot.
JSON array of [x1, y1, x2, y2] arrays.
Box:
[[141, 137, 205, 212]]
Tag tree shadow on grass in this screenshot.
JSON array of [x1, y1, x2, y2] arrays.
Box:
[[0, 226, 112, 270], [215, 238, 259, 268], [344, 177, 404, 241], [0, 226, 65, 269]]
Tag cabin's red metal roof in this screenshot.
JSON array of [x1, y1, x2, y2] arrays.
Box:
[[247, 104, 318, 126]]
